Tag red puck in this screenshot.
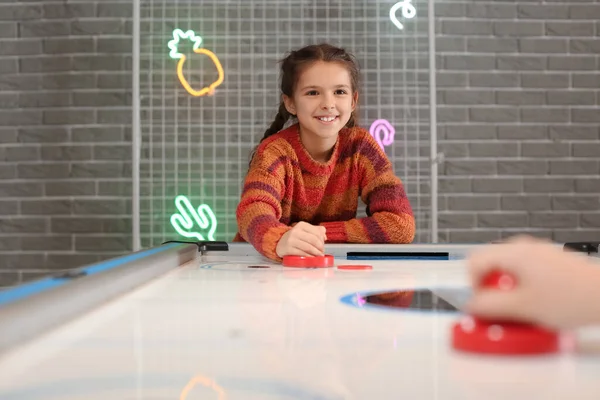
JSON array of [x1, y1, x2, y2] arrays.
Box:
[[337, 264, 373, 270], [452, 316, 559, 355], [282, 254, 334, 268], [481, 270, 516, 290], [451, 270, 558, 355]]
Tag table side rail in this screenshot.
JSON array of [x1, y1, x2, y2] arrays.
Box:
[[0, 244, 197, 356]]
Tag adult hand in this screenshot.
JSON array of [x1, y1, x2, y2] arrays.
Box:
[[466, 236, 600, 330]]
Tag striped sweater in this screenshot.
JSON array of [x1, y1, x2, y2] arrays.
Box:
[[234, 123, 415, 260]]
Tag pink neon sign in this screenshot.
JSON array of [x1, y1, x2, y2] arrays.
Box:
[[369, 119, 396, 150]]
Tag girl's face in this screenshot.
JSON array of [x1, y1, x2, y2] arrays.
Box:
[[283, 61, 358, 143]]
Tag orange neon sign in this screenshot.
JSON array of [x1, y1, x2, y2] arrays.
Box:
[[179, 373, 226, 400], [168, 29, 224, 97]]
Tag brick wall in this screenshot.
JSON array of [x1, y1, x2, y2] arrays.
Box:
[[0, 1, 133, 287], [1, 1, 599, 287], [436, 1, 600, 243]]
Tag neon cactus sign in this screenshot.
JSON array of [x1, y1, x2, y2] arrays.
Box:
[[170, 195, 217, 241]]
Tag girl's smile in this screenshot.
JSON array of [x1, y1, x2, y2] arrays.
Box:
[[283, 61, 358, 161]]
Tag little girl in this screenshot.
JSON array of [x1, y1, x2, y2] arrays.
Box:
[[234, 43, 415, 261]]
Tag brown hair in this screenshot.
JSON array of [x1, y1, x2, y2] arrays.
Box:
[[249, 43, 360, 164]]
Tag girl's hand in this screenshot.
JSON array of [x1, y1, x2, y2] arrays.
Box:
[[276, 221, 327, 258]]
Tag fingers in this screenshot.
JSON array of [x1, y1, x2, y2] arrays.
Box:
[[294, 222, 327, 245], [284, 247, 320, 257], [467, 235, 560, 289], [297, 222, 327, 242], [466, 241, 532, 289], [276, 223, 329, 258], [462, 235, 595, 329], [275, 222, 325, 257], [290, 229, 325, 256], [465, 289, 527, 322], [320, 226, 327, 241], [502, 234, 540, 244]]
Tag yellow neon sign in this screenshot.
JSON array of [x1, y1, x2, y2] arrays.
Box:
[[180, 374, 226, 400], [168, 29, 224, 97]]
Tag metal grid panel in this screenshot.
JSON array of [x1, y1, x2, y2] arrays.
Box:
[[138, 0, 432, 247]]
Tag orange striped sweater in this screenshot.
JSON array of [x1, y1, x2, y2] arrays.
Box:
[[234, 123, 415, 260]]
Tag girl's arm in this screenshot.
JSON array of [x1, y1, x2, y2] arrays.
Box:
[[320, 139, 416, 244], [236, 164, 291, 260]]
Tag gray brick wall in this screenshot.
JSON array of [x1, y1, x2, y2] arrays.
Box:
[[436, 1, 600, 243], [0, 1, 132, 286], [1, 1, 599, 287]]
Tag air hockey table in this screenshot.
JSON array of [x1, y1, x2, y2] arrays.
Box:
[[0, 242, 599, 400]]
